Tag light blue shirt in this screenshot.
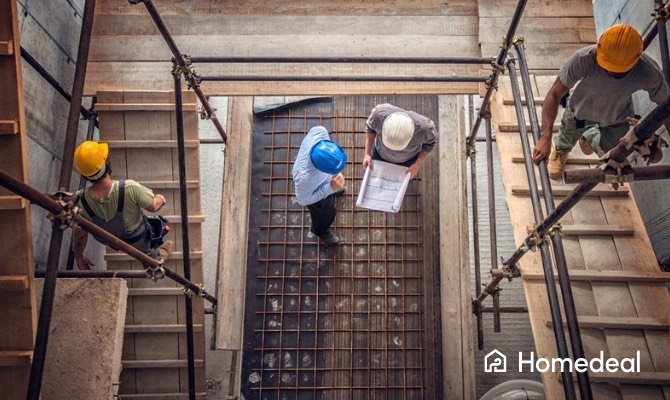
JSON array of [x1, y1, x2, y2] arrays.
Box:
[[292, 126, 336, 206]]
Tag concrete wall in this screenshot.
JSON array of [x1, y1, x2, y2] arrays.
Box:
[[17, 0, 103, 270], [593, 0, 670, 262]]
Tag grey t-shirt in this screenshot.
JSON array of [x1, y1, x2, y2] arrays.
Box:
[[558, 45, 668, 127], [365, 103, 438, 163]]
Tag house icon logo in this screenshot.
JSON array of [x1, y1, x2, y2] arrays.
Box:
[[484, 349, 507, 372]]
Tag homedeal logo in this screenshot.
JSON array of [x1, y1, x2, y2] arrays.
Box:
[[485, 349, 641, 373]]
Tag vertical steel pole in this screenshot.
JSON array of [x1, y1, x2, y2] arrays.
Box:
[[468, 95, 484, 350]]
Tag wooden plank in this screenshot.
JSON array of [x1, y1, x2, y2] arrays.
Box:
[[511, 185, 630, 197], [525, 224, 635, 236], [138, 180, 199, 189], [160, 215, 205, 223], [568, 372, 670, 385], [84, 62, 481, 96], [216, 96, 253, 350], [105, 139, 199, 148], [117, 393, 206, 400], [479, 17, 595, 44], [478, 0, 595, 18], [124, 324, 204, 333], [0, 351, 32, 366], [0, 275, 29, 291], [0, 120, 19, 134], [127, 288, 184, 296], [122, 359, 205, 369], [522, 269, 670, 283], [480, 42, 588, 70], [105, 250, 203, 261], [438, 95, 476, 399], [545, 316, 670, 330], [504, 97, 545, 105], [0, 40, 12, 55], [0, 195, 27, 209], [499, 122, 559, 132], [512, 155, 597, 164], [95, 103, 197, 111]]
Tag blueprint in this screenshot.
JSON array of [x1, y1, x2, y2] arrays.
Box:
[[356, 160, 412, 213]]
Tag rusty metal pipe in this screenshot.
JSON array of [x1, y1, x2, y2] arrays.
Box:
[[199, 75, 489, 83], [190, 56, 491, 64], [131, 0, 227, 143], [565, 164, 670, 183]]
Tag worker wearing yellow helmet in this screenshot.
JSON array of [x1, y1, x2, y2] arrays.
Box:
[[72, 141, 173, 270], [533, 24, 670, 179]]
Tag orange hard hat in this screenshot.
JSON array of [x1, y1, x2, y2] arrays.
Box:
[[596, 24, 643, 73]]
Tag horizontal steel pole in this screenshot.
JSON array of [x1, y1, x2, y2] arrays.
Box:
[[0, 167, 217, 306], [564, 165, 670, 183], [189, 56, 492, 64], [199, 75, 489, 83]]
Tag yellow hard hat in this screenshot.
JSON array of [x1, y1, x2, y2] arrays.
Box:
[[74, 141, 109, 179], [596, 24, 643, 73]]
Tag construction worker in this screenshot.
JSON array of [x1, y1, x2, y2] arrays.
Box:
[[292, 126, 347, 246], [533, 24, 670, 178], [362, 103, 438, 179], [71, 141, 173, 270]]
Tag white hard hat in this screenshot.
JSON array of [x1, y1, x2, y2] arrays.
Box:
[[381, 112, 414, 151]]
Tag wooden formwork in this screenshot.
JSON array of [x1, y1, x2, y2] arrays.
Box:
[[95, 90, 207, 399], [0, 0, 37, 398], [489, 75, 670, 399]]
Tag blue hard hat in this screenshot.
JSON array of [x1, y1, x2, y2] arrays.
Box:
[[309, 140, 347, 174]]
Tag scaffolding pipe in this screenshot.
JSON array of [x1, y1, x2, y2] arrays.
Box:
[[605, 94, 670, 164], [468, 95, 484, 350], [199, 75, 489, 83], [515, 42, 592, 399], [190, 56, 491, 64], [28, 1, 96, 398], [20, 46, 95, 123], [565, 164, 670, 183], [173, 70, 197, 400], [465, 0, 528, 150], [485, 113, 502, 333], [130, 0, 227, 143], [655, 0, 670, 83], [0, 167, 218, 306], [507, 58, 577, 399]]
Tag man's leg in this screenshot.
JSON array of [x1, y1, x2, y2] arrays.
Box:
[[598, 122, 631, 152], [549, 106, 586, 179], [307, 195, 340, 245]]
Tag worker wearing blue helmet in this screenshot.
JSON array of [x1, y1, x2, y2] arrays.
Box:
[[292, 126, 347, 245]]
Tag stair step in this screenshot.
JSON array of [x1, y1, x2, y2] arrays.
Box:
[[117, 393, 207, 400], [0, 40, 13, 55], [95, 102, 197, 112], [0, 275, 29, 291], [127, 287, 184, 296], [0, 350, 32, 366], [0, 195, 27, 210], [521, 269, 670, 283], [124, 324, 204, 333], [106, 139, 199, 148], [122, 359, 205, 369], [545, 316, 669, 330], [0, 120, 19, 135], [511, 184, 629, 197]]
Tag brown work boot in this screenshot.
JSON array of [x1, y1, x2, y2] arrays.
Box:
[[579, 138, 594, 155], [547, 147, 569, 180], [159, 240, 174, 262]]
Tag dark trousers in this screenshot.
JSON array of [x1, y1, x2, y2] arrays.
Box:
[[307, 194, 336, 236], [371, 145, 419, 167]]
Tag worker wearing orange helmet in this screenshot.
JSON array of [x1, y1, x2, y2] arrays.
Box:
[[533, 24, 670, 179], [71, 141, 173, 270], [363, 104, 438, 179]]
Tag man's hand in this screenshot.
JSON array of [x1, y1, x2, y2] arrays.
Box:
[[407, 163, 421, 179], [75, 255, 94, 270], [330, 173, 346, 191], [362, 155, 372, 170], [533, 136, 553, 164]]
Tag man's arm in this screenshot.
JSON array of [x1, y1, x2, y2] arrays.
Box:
[[72, 226, 94, 270], [362, 130, 376, 169], [533, 77, 570, 164], [145, 194, 166, 213], [407, 149, 430, 179]]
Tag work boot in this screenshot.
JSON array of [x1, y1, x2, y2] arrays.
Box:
[[547, 147, 569, 180], [579, 138, 594, 155], [311, 229, 341, 246], [159, 240, 174, 262]]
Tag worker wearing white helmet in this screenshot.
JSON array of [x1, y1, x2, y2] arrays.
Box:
[[533, 24, 670, 179], [363, 103, 438, 179]]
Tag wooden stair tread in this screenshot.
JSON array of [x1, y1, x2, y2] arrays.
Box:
[[122, 359, 205, 368], [0, 275, 29, 291], [124, 324, 204, 333], [521, 269, 670, 283], [0, 350, 33, 366], [511, 184, 629, 197], [525, 224, 634, 236], [106, 139, 200, 148], [545, 316, 669, 330]]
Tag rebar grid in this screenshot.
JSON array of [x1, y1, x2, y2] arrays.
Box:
[[244, 103, 427, 400]]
